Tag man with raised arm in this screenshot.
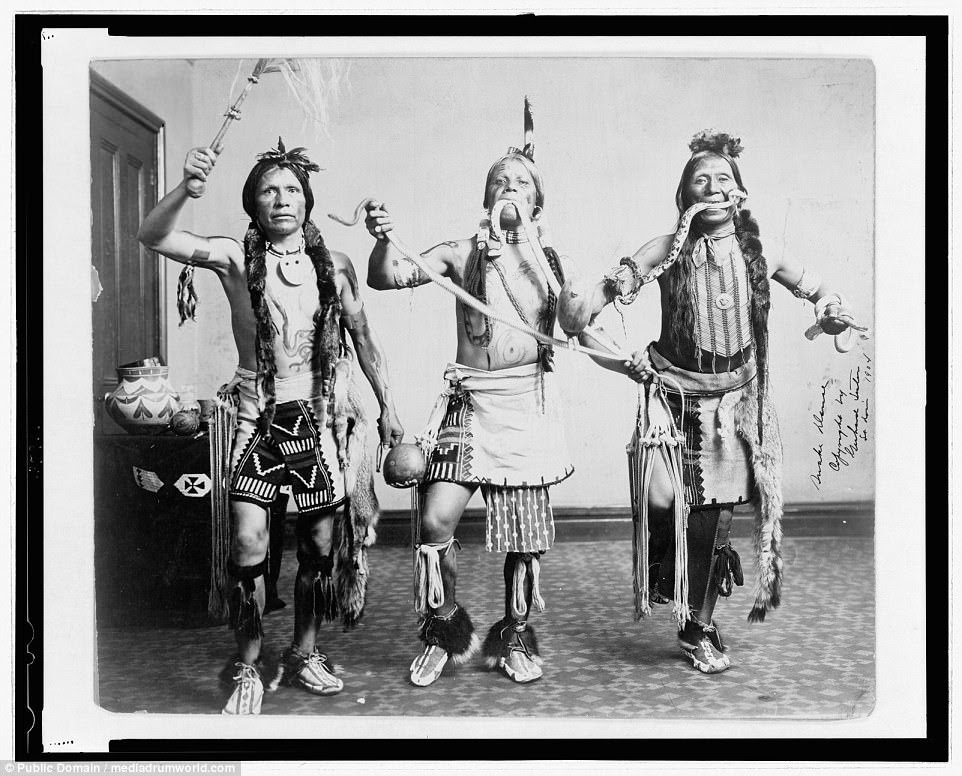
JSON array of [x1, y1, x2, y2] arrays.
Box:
[[558, 130, 861, 674], [138, 138, 404, 714], [362, 100, 573, 687]]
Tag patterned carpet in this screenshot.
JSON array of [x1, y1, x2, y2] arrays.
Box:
[[95, 535, 874, 719]]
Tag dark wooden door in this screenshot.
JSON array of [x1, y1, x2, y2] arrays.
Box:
[[90, 71, 165, 414]]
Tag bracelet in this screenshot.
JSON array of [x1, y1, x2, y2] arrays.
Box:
[[604, 257, 642, 305], [814, 292, 844, 320]]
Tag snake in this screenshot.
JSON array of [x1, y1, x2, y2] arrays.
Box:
[[589, 188, 869, 354], [328, 192, 847, 363], [328, 198, 630, 362], [630, 190, 748, 293]]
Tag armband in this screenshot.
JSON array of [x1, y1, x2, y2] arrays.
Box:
[[791, 268, 822, 299], [604, 257, 646, 305], [392, 257, 423, 289]]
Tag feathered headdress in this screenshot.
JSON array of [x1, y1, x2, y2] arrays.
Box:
[[688, 129, 744, 159], [241, 136, 321, 224], [256, 136, 321, 173]]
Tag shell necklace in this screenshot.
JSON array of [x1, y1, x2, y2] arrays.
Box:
[[268, 238, 311, 286]]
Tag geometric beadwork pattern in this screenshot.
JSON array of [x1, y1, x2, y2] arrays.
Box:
[[96, 535, 875, 718], [173, 473, 211, 498], [132, 466, 164, 493]]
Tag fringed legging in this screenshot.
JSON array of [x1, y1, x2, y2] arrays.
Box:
[[228, 559, 267, 664], [293, 548, 338, 655]]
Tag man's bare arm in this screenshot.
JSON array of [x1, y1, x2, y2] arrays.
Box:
[[336, 253, 404, 446], [769, 253, 854, 335], [558, 234, 672, 336], [136, 146, 239, 273], [363, 200, 460, 290]]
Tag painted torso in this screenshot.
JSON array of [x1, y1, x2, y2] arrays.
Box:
[[263, 249, 326, 377], [455, 242, 552, 371]]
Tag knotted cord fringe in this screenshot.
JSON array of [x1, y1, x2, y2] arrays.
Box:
[[414, 537, 457, 615], [177, 264, 198, 325], [631, 377, 691, 626], [208, 391, 236, 622], [510, 553, 546, 620]]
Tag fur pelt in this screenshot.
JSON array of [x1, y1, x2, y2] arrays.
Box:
[[417, 604, 481, 663], [331, 375, 380, 628], [733, 381, 784, 622], [481, 617, 543, 669]]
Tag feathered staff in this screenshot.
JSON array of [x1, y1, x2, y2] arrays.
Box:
[[177, 58, 273, 325], [176, 58, 349, 324]]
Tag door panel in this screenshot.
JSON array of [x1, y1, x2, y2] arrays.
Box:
[[89, 74, 164, 414]]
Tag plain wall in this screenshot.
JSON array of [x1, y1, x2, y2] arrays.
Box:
[[89, 56, 875, 512]]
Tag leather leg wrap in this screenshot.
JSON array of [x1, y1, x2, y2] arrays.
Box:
[[227, 560, 266, 640], [657, 508, 730, 613], [297, 550, 338, 624], [417, 602, 480, 664]]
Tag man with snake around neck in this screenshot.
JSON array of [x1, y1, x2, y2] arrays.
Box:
[[363, 100, 575, 687], [138, 139, 404, 714], [558, 130, 858, 674]]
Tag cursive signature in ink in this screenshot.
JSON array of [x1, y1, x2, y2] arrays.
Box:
[[828, 413, 850, 471], [812, 380, 829, 434], [810, 443, 824, 490], [849, 366, 861, 401]]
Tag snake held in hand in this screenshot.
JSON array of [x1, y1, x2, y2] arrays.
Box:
[[329, 198, 630, 362]]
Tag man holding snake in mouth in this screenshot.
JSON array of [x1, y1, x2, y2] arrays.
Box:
[[363, 99, 574, 687], [558, 130, 860, 674]]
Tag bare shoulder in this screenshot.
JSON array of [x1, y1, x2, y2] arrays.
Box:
[[418, 236, 474, 278], [330, 249, 354, 271], [208, 236, 245, 275], [421, 237, 473, 261], [330, 249, 362, 298]]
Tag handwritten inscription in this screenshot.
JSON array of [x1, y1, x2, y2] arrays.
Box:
[[809, 353, 872, 491]]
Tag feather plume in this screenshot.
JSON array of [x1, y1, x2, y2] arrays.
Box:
[[522, 95, 535, 160], [272, 58, 351, 141]]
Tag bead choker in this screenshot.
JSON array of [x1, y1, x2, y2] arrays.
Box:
[[266, 238, 305, 257]]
